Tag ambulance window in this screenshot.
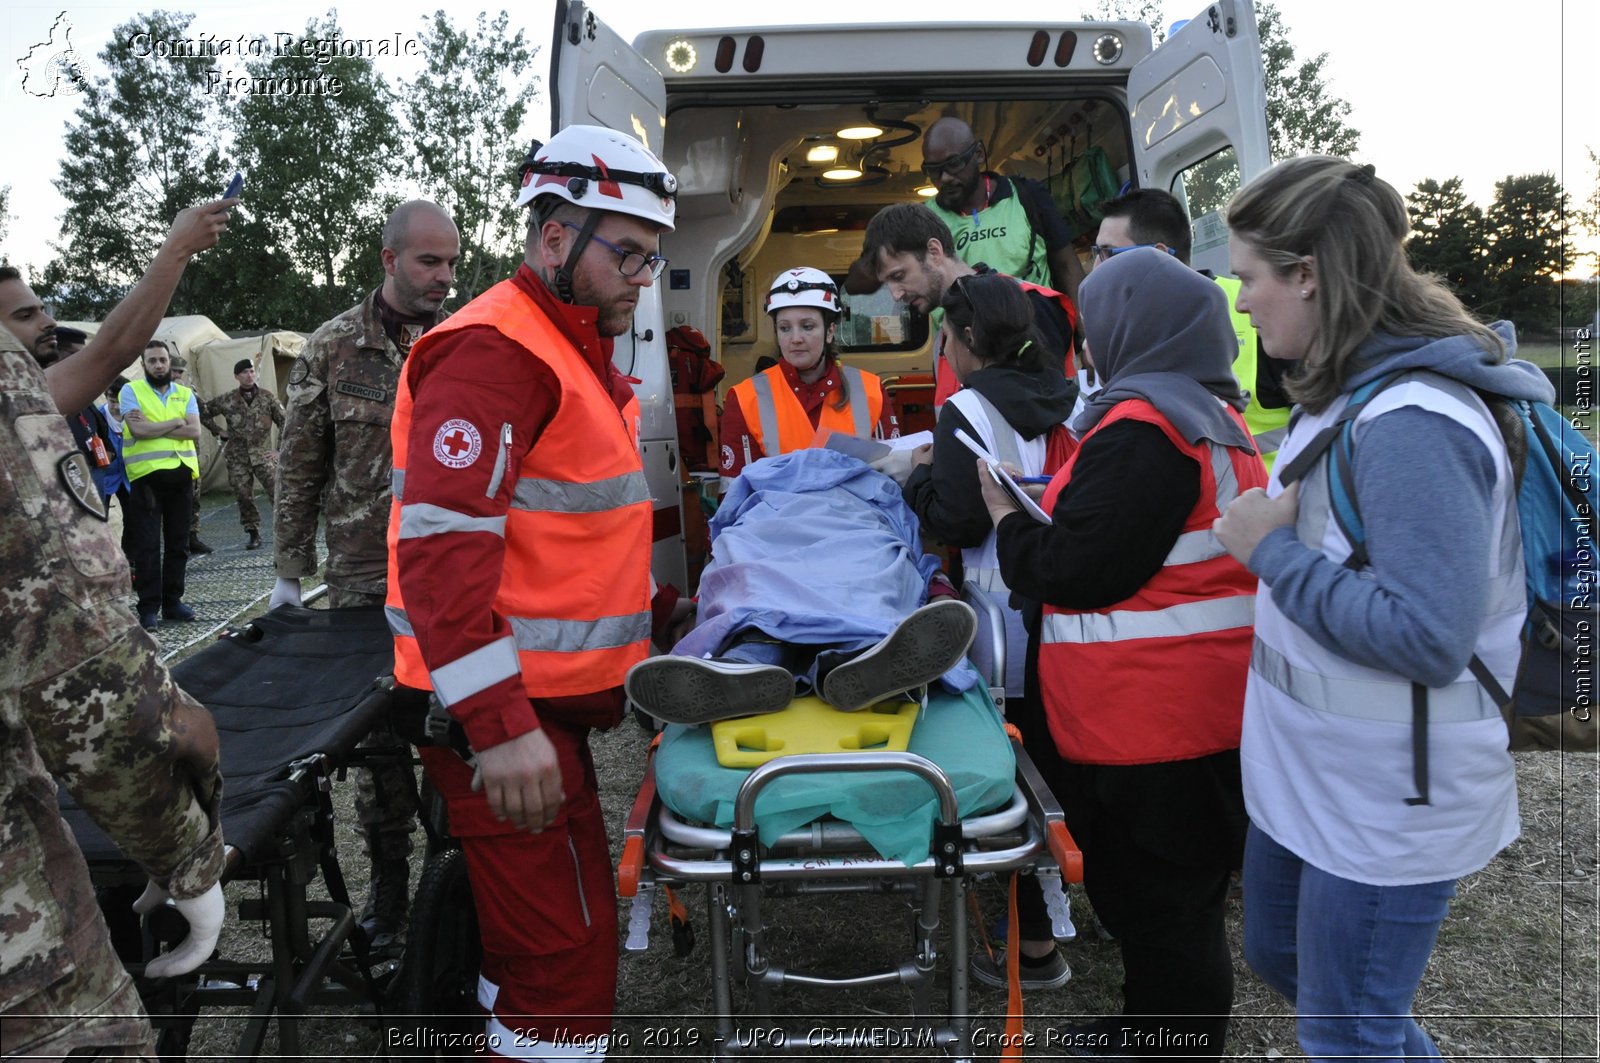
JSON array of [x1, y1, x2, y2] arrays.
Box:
[[1170, 146, 1242, 275], [835, 283, 929, 354]]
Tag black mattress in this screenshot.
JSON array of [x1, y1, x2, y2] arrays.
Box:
[[61, 606, 396, 867]]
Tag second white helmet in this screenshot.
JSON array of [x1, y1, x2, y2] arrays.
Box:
[[515, 124, 677, 232], [766, 266, 839, 315]]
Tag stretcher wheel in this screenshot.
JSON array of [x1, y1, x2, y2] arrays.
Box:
[[390, 845, 481, 1055]]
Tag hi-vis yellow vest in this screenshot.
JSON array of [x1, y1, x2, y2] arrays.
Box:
[[1213, 274, 1290, 469], [122, 379, 199, 481]]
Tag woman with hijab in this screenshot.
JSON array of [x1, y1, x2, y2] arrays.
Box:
[[1214, 156, 1552, 1060], [980, 247, 1268, 1058]]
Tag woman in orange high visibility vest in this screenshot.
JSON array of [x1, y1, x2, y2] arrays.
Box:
[[719, 266, 898, 488], [978, 248, 1266, 1059]]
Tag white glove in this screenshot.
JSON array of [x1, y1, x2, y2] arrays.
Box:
[[269, 577, 302, 609], [868, 445, 926, 487], [134, 880, 225, 979]]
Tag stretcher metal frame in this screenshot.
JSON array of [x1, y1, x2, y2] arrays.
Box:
[[615, 583, 1082, 1061], [65, 599, 409, 1060]]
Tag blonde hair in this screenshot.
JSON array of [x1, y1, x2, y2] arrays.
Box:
[[1224, 156, 1504, 412]]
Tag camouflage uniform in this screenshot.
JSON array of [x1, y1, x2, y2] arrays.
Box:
[[0, 349, 225, 1058], [273, 289, 422, 882], [200, 385, 284, 531]]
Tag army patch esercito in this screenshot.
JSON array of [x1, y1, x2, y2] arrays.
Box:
[[58, 451, 108, 520]]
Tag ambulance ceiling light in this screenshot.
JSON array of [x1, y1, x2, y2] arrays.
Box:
[[663, 39, 697, 74], [822, 165, 864, 181], [836, 124, 883, 140], [806, 143, 839, 164], [915, 185, 937, 197]]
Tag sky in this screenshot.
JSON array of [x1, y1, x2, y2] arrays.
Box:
[[2, 0, 1595, 276]]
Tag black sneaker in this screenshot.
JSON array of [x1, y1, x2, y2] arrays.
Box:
[[162, 602, 197, 622], [821, 600, 976, 712], [245, 528, 262, 550], [139, 611, 160, 631], [970, 947, 1071, 990], [624, 656, 794, 725]]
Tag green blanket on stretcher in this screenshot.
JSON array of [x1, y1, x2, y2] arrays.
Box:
[[653, 683, 1017, 866]]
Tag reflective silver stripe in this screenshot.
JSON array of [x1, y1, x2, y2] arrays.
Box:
[[389, 606, 649, 655], [391, 468, 405, 501], [1163, 528, 1228, 566], [967, 390, 1022, 467], [1251, 637, 1502, 724], [508, 611, 651, 654], [397, 502, 507, 539], [485, 423, 511, 500], [1254, 425, 1288, 453], [1210, 443, 1240, 509], [1041, 594, 1255, 645], [839, 365, 872, 439], [750, 372, 781, 455], [510, 470, 652, 514], [124, 447, 191, 467], [430, 636, 522, 708], [386, 605, 414, 637]]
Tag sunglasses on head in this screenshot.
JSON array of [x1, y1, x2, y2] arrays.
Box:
[[922, 141, 981, 179]]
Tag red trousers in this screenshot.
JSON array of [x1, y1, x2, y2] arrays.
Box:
[[420, 718, 618, 1058]]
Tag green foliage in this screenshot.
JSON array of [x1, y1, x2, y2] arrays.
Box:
[[46, 10, 226, 318], [1481, 173, 1570, 331], [1405, 178, 1488, 306], [230, 14, 397, 328], [1573, 147, 1599, 280], [1255, 2, 1359, 160], [401, 10, 540, 305], [0, 184, 11, 251]]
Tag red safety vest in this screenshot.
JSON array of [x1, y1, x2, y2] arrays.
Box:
[[1036, 399, 1265, 765], [386, 281, 653, 698], [728, 360, 885, 458]]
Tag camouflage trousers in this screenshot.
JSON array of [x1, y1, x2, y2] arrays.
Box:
[[224, 452, 276, 531], [328, 586, 418, 858]]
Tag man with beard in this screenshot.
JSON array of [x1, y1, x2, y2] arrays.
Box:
[[119, 341, 202, 630], [385, 125, 688, 1051], [921, 116, 1084, 303], [271, 199, 459, 949], [201, 358, 283, 549]]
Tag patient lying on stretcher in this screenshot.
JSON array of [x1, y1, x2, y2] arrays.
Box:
[[625, 449, 978, 725]]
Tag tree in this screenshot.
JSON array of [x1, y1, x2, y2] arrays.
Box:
[[0, 184, 10, 252], [1573, 147, 1600, 280], [231, 14, 397, 327], [1256, 2, 1359, 161], [1482, 173, 1570, 332], [45, 10, 226, 318], [1405, 178, 1488, 307], [401, 10, 540, 305]]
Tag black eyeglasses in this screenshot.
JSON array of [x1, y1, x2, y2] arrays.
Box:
[[562, 222, 668, 279], [921, 141, 981, 179]]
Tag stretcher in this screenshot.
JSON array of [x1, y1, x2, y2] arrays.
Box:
[[59, 604, 408, 1059], [616, 583, 1081, 1061]]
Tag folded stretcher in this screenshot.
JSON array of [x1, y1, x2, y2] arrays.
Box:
[[59, 605, 407, 1059], [617, 583, 1081, 1060]]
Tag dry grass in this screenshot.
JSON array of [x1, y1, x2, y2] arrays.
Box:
[[173, 718, 1598, 1061]]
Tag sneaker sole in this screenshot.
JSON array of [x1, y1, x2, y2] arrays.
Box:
[[822, 600, 977, 712], [625, 657, 794, 725]]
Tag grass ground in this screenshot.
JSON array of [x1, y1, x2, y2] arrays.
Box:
[[167, 493, 1598, 1061]]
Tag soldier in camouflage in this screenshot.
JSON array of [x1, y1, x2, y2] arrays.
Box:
[[169, 356, 214, 556], [271, 200, 460, 947], [0, 201, 232, 1058], [201, 358, 284, 549]]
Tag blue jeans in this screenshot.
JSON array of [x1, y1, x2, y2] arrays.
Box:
[[1242, 823, 1455, 1061]]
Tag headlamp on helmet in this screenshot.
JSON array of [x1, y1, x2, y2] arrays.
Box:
[[765, 266, 839, 316]]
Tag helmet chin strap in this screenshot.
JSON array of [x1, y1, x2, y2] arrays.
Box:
[[553, 210, 604, 305]]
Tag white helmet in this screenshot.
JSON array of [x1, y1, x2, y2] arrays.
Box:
[[515, 124, 677, 233], [766, 266, 839, 316]]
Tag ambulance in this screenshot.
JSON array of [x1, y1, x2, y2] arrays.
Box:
[[549, 1, 1272, 591]]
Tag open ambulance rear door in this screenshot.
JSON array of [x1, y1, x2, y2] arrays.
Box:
[[1127, 0, 1271, 275], [550, 0, 686, 593]]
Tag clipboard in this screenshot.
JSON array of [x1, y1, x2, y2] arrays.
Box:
[[954, 428, 1053, 524]]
